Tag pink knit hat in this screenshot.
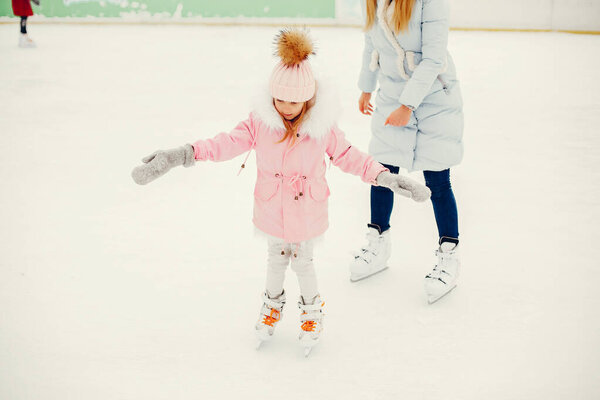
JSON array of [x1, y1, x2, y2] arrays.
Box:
[[269, 29, 316, 103]]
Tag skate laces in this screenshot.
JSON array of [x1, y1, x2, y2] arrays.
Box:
[[301, 319, 316, 332], [259, 291, 285, 327], [355, 232, 383, 261], [299, 300, 324, 332], [427, 264, 449, 279], [262, 308, 281, 327], [426, 250, 455, 282], [300, 309, 322, 332]]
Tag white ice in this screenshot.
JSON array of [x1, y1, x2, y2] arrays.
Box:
[[1, 24, 599, 400]]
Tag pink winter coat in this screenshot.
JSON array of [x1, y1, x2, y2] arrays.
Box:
[[192, 83, 387, 243]]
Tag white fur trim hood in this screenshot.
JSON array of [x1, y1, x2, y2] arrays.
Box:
[[378, 0, 410, 80], [251, 77, 341, 141], [376, 0, 447, 79]]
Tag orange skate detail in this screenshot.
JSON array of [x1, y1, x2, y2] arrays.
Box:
[[301, 320, 316, 332], [262, 309, 281, 327], [300, 302, 323, 332]]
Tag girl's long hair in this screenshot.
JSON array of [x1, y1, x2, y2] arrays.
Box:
[[274, 89, 316, 146], [365, 0, 414, 34]]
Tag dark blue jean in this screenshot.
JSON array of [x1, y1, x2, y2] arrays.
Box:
[[370, 164, 459, 244]]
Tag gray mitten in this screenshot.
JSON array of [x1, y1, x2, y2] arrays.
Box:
[[131, 144, 195, 185], [376, 171, 431, 202]]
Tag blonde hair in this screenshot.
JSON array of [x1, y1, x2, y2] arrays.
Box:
[[274, 86, 317, 146], [275, 102, 306, 146], [364, 0, 414, 34]]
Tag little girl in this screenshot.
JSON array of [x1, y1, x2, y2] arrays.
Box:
[[131, 29, 430, 356]]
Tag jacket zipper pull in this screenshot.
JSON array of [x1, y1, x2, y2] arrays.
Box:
[[437, 76, 450, 95]]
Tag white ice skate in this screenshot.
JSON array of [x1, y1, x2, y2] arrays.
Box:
[[18, 34, 36, 48], [298, 295, 324, 357], [255, 290, 286, 349], [424, 242, 460, 304], [349, 226, 391, 282]]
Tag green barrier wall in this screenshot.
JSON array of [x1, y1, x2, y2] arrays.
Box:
[[1, 0, 335, 19]]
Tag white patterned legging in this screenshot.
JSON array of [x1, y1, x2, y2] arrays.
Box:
[[265, 237, 318, 300]]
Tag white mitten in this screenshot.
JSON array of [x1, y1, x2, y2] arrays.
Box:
[[131, 144, 195, 185], [376, 171, 431, 202]]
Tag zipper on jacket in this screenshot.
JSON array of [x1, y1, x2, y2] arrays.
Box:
[[437, 76, 450, 95]]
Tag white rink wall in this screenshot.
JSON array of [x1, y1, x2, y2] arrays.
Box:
[[337, 0, 600, 31], [449, 0, 600, 31]]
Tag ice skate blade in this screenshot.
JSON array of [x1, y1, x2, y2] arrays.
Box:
[[302, 342, 318, 357], [255, 329, 273, 349], [300, 337, 319, 357], [427, 284, 457, 304], [349, 266, 389, 282]]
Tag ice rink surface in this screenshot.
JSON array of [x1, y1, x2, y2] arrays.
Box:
[[1, 24, 599, 400]]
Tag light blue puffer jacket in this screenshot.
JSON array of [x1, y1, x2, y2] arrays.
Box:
[[358, 0, 464, 172]]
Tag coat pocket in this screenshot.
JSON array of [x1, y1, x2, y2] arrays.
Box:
[[254, 181, 280, 201], [308, 181, 330, 202]]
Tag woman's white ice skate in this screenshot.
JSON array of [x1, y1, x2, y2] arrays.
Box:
[[255, 290, 286, 348], [424, 242, 460, 304], [298, 295, 324, 357], [349, 226, 391, 282]]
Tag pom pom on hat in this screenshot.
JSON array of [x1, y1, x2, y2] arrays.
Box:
[[274, 28, 315, 67], [270, 28, 316, 103]]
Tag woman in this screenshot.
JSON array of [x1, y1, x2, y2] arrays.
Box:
[[350, 0, 464, 304]]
